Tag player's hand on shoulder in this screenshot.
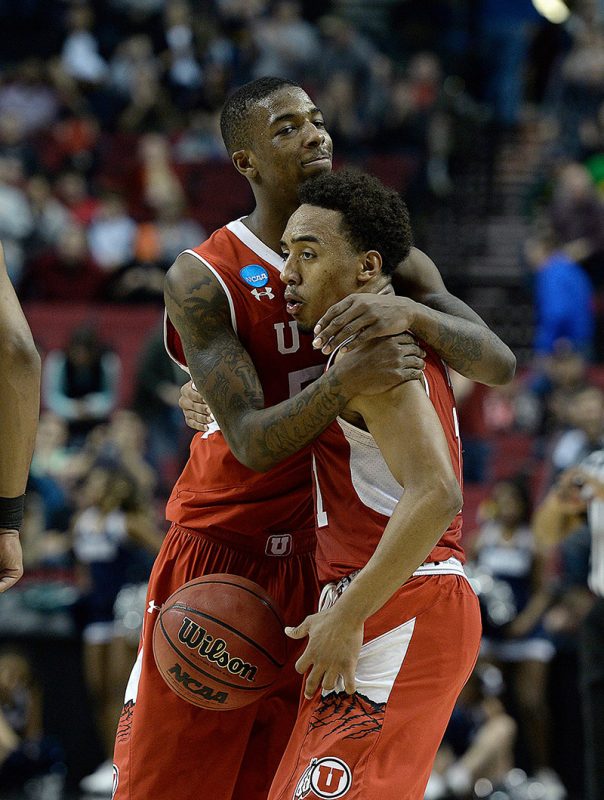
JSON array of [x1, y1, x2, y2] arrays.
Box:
[[286, 608, 363, 700], [179, 381, 214, 432], [334, 333, 425, 398], [313, 293, 418, 355]]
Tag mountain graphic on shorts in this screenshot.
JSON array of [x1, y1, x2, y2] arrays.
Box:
[[308, 691, 386, 740], [116, 700, 135, 742]]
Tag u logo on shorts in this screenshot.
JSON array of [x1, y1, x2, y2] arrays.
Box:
[[294, 757, 352, 799], [265, 534, 293, 557]]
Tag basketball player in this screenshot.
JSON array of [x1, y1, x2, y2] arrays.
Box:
[[266, 169, 480, 800], [113, 77, 510, 800], [0, 242, 40, 593]]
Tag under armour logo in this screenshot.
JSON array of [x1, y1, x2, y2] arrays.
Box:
[[251, 286, 275, 301], [147, 601, 161, 614], [265, 534, 292, 557]]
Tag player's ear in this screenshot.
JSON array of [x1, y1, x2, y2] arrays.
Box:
[[232, 149, 258, 180], [357, 251, 382, 284]]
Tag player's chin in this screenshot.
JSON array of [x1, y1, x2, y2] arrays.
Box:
[[295, 318, 315, 335], [299, 159, 332, 181]]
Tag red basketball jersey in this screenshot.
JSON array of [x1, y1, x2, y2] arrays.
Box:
[[311, 347, 464, 584], [164, 219, 326, 542]]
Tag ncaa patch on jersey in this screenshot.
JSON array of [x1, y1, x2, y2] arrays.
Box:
[[240, 264, 269, 288], [294, 756, 352, 799]]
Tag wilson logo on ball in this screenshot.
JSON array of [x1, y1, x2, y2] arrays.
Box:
[[177, 616, 259, 681], [153, 574, 288, 710]]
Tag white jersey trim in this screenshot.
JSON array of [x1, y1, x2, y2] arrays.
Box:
[[226, 218, 285, 271], [412, 557, 466, 577], [163, 309, 190, 376]]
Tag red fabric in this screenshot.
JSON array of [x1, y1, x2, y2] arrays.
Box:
[[113, 523, 320, 800], [312, 349, 465, 584], [268, 575, 481, 800], [165, 224, 326, 542]]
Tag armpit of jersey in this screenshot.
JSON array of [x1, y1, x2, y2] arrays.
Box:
[[336, 417, 403, 517]]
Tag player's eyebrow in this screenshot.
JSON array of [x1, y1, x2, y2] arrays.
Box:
[[269, 107, 324, 126], [290, 234, 323, 244]]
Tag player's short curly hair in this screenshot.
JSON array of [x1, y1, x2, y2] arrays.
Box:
[[220, 77, 300, 155], [298, 169, 412, 274]]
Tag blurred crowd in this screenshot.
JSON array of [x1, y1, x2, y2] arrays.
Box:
[[2, 0, 604, 798]]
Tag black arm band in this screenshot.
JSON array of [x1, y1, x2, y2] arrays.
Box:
[[0, 495, 25, 532]]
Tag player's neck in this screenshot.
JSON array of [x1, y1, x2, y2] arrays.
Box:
[[244, 200, 299, 254]]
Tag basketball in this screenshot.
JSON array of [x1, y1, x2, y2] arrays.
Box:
[[152, 573, 288, 710]]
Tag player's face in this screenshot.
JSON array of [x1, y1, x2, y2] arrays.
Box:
[[247, 87, 333, 190], [280, 205, 364, 333]]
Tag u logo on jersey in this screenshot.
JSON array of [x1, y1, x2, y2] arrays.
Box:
[[274, 321, 300, 354], [294, 757, 352, 799]]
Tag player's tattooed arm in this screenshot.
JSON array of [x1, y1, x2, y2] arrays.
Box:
[[313, 247, 516, 387], [164, 254, 416, 471], [394, 248, 516, 385]]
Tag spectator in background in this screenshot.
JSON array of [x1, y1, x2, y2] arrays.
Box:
[[549, 161, 604, 287], [109, 34, 159, 101], [54, 171, 100, 227], [42, 325, 121, 443], [524, 231, 594, 359], [87, 193, 137, 273], [27, 411, 75, 540], [316, 73, 366, 154], [470, 479, 557, 781], [60, 4, 108, 86], [0, 648, 64, 794], [117, 65, 178, 134], [131, 322, 188, 489], [528, 344, 590, 441], [0, 112, 38, 176], [172, 110, 227, 163], [96, 410, 157, 501], [0, 60, 59, 138], [137, 133, 184, 214], [549, 386, 604, 477], [72, 465, 162, 794], [0, 156, 34, 285], [425, 664, 517, 799], [135, 199, 206, 270], [252, 1, 319, 82], [25, 174, 70, 257], [536, 452, 604, 800], [24, 223, 106, 303], [316, 15, 374, 102], [477, 0, 541, 128], [162, 0, 204, 110]]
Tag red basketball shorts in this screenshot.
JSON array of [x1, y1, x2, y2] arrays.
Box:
[[112, 523, 320, 800], [267, 569, 481, 800]]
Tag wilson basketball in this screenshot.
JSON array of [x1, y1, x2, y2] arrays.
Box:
[[152, 573, 288, 710]]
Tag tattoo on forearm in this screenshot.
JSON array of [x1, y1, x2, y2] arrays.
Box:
[[434, 321, 483, 375], [165, 266, 348, 469]]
